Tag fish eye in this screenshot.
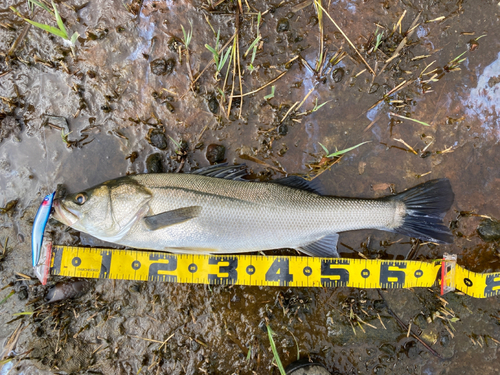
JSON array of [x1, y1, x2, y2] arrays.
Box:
[[75, 193, 87, 205]]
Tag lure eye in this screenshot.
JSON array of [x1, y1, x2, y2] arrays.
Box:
[[75, 193, 87, 205]]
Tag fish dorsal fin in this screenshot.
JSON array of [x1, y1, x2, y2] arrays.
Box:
[[191, 163, 247, 181], [297, 234, 339, 257], [272, 176, 324, 195], [144, 206, 202, 231]]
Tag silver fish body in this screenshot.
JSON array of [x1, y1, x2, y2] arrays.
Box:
[[52, 166, 453, 257]]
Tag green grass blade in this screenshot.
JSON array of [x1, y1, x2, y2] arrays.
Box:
[[401, 117, 430, 127], [13, 311, 34, 316], [251, 45, 258, 65], [205, 44, 217, 55], [70, 31, 79, 46], [266, 324, 286, 375], [451, 50, 467, 63], [219, 45, 232, 71], [244, 36, 260, 58], [24, 18, 67, 39], [182, 23, 192, 47], [389, 112, 430, 126], [313, 99, 331, 112], [205, 44, 220, 66], [325, 141, 371, 158], [215, 29, 220, 49], [28, 0, 54, 15], [9, 6, 23, 18], [52, 1, 68, 39], [0, 290, 15, 306], [168, 136, 181, 150], [264, 86, 275, 100], [318, 142, 329, 154], [0, 358, 13, 366]]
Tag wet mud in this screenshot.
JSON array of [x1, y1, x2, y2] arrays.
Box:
[[1, 0, 500, 374]]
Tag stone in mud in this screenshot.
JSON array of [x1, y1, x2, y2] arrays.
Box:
[[285, 359, 331, 375], [278, 123, 288, 136], [164, 58, 176, 74], [208, 94, 219, 114], [165, 101, 175, 113], [477, 218, 500, 242], [276, 18, 290, 32], [150, 58, 176, 75], [147, 128, 168, 150], [146, 153, 163, 173], [168, 36, 182, 52], [206, 144, 225, 164], [177, 140, 188, 152], [332, 67, 345, 83], [18, 287, 28, 300]]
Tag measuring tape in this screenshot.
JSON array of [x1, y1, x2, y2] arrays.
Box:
[[40, 243, 500, 299]]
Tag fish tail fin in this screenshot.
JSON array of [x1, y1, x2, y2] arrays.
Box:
[[386, 179, 454, 244]]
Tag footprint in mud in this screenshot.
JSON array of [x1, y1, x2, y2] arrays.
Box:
[[29, 338, 93, 373]]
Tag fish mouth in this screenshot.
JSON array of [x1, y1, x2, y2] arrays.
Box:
[[52, 199, 79, 227]]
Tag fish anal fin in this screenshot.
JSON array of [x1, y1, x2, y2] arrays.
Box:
[[297, 234, 339, 257], [144, 206, 201, 231], [273, 176, 324, 195]]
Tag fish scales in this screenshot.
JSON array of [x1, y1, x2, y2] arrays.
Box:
[[120, 174, 398, 253]]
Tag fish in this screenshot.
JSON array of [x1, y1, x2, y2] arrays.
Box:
[[32, 191, 55, 267], [52, 165, 454, 257]]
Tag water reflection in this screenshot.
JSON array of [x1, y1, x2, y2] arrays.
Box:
[[465, 51, 500, 140]]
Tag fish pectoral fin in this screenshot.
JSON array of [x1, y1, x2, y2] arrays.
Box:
[[297, 234, 339, 257], [272, 176, 324, 195], [143, 206, 202, 231]]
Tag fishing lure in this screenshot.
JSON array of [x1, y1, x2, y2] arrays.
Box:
[[32, 192, 55, 267]]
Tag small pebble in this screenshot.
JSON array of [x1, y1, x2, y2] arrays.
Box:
[[146, 153, 163, 173], [206, 144, 226, 164], [277, 18, 290, 32], [478, 219, 500, 242], [208, 95, 219, 114], [332, 68, 345, 83], [150, 58, 175, 75], [147, 129, 168, 150], [18, 288, 28, 301]]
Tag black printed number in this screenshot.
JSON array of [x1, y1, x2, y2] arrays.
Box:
[[320, 259, 349, 287], [380, 261, 406, 288], [265, 258, 293, 286], [208, 256, 238, 285], [148, 254, 178, 282], [484, 273, 500, 297]]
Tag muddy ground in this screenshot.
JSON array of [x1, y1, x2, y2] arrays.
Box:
[[1, 0, 500, 374]]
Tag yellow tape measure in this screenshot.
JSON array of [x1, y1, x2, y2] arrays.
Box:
[[49, 245, 500, 298]]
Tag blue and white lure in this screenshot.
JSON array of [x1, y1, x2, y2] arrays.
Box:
[[32, 192, 55, 267]]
